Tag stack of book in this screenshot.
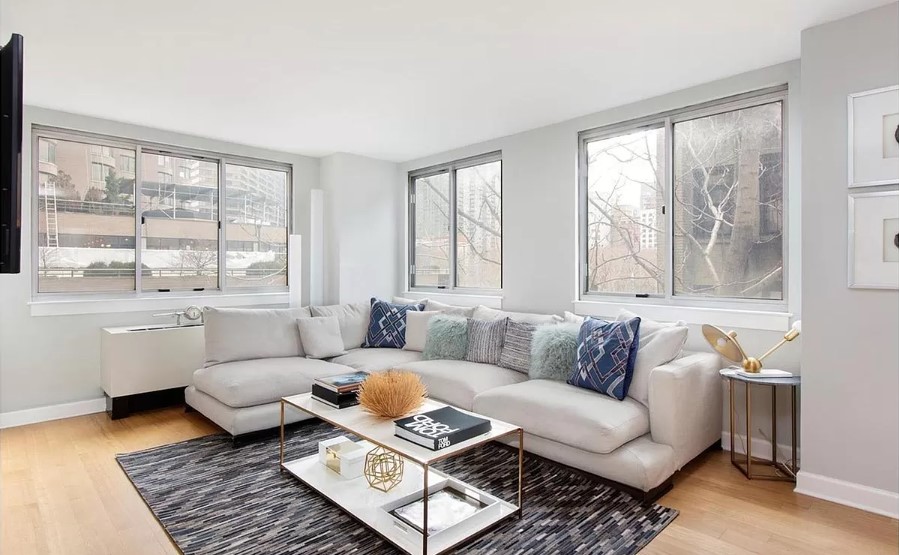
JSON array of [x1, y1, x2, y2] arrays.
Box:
[[311, 371, 369, 409]]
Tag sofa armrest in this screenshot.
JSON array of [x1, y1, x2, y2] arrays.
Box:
[[648, 352, 722, 469]]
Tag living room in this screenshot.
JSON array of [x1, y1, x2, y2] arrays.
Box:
[[1, 1, 897, 554]]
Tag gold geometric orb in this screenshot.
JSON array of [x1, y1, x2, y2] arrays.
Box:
[[364, 446, 404, 492]]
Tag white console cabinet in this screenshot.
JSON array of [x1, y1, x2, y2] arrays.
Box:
[[100, 323, 205, 419]]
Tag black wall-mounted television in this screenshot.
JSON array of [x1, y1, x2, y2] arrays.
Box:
[[0, 33, 23, 274]]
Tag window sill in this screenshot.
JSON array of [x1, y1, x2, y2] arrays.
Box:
[[401, 291, 503, 309], [29, 291, 289, 317], [572, 299, 793, 332]]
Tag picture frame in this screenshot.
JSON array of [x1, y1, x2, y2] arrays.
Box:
[[848, 85, 899, 188], [848, 190, 899, 289]]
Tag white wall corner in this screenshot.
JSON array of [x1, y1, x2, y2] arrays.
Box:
[[795, 471, 899, 520], [0, 398, 106, 429]]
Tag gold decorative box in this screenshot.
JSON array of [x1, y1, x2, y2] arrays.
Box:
[[318, 436, 366, 479]]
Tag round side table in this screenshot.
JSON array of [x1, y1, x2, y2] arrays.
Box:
[[720, 369, 800, 482]]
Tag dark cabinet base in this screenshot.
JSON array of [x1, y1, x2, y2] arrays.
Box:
[[106, 387, 186, 420]]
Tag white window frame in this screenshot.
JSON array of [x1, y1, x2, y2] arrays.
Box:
[[408, 151, 502, 294], [577, 86, 789, 314], [30, 126, 293, 310]]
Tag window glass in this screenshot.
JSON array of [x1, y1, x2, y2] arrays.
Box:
[[585, 127, 665, 295], [412, 172, 451, 287], [37, 138, 136, 293], [672, 101, 784, 300], [224, 164, 289, 288], [139, 153, 219, 291], [455, 161, 502, 289]]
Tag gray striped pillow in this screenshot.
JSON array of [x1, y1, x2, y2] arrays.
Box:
[[465, 317, 508, 365], [498, 320, 537, 373]]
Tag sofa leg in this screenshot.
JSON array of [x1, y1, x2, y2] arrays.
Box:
[[639, 478, 674, 505]]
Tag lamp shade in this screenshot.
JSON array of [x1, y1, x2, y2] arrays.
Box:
[[701, 324, 747, 364]]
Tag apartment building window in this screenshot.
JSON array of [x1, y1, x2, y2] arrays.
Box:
[[33, 128, 292, 297], [409, 152, 502, 291], [579, 86, 786, 305]]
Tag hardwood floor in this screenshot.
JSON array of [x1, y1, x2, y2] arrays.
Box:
[[1, 407, 896, 554]]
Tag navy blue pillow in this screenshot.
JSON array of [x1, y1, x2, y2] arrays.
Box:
[[567, 316, 641, 400], [364, 298, 426, 349]]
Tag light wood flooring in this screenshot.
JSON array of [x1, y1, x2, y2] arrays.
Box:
[[1, 407, 896, 554]]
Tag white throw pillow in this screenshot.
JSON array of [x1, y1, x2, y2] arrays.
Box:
[[310, 302, 370, 350], [296, 316, 347, 359], [473, 305, 563, 325], [403, 310, 440, 352], [617, 309, 688, 407]]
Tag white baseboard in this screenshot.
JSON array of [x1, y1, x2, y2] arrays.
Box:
[[796, 471, 899, 520], [720, 431, 800, 463], [0, 398, 106, 429]]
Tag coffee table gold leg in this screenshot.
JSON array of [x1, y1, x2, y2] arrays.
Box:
[[422, 463, 429, 555], [517, 428, 524, 518], [279, 400, 285, 470]]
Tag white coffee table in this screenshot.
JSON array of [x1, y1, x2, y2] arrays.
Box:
[[279, 394, 523, 555]]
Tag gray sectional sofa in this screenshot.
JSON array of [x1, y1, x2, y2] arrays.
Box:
[[185, 302, 722, 499]]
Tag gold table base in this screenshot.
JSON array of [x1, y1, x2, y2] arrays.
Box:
[[727, 375, 799, 483]]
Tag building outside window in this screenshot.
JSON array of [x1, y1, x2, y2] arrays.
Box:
[[33, 129, 292, 296], [580, 87, 786, 304], [409, 152, 502, 291]]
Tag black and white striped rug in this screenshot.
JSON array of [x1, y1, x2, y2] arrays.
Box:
[[117, 421, 677, 554]]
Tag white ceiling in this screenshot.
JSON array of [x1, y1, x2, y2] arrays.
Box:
[[1, 0, 891, 162]]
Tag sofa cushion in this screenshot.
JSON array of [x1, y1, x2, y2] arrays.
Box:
[[403, 311, 440, 352], [472, 305, 563, 325], [465, 317, 508, 364], [422, 315, 469, 361], [364, 297, 425, 349], [498, 320, 536, 373], [569, 317, 641, 400], [472, 379, 650, 454], [297, 316, 347, 359], [311, 302, 370, 350], [329, 348, 424, 373], [395, 360, 528, 410], [529, 322, 580, 381], [426, 299, 476, 317], [193, 357, 353, 408], [203, 307, 311, 367], [616, 309, 688, 407]]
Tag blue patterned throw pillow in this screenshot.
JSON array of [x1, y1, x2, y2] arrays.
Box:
[[568, 317, 641, 400], [364, 298, 426, 349]]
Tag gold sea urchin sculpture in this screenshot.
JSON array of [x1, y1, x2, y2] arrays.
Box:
[[364, 446, 404, 492], [357, 370, 427, 419]]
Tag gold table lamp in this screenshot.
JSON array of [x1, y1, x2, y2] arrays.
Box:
[[702, 320, 801, 374]]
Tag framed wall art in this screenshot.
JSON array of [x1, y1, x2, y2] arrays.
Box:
[[848, 85, 899, 188], [848, 190, 899, 289]]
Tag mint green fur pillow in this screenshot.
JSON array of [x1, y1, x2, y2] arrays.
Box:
[[422, 315, 469, 360], [529, 323, 581, 380]]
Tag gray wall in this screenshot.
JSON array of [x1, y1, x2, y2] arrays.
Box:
[[320, 153, 400, 304], [0, 107, 319, 414], [397, 61, 803, 443], [800, 3, 899, 494]]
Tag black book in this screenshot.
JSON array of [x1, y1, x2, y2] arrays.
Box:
[[394, 406, 492, 451], [311, 384, 359, 409]]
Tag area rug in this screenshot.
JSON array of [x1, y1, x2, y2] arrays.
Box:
[[117, 421, 677, 554]]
